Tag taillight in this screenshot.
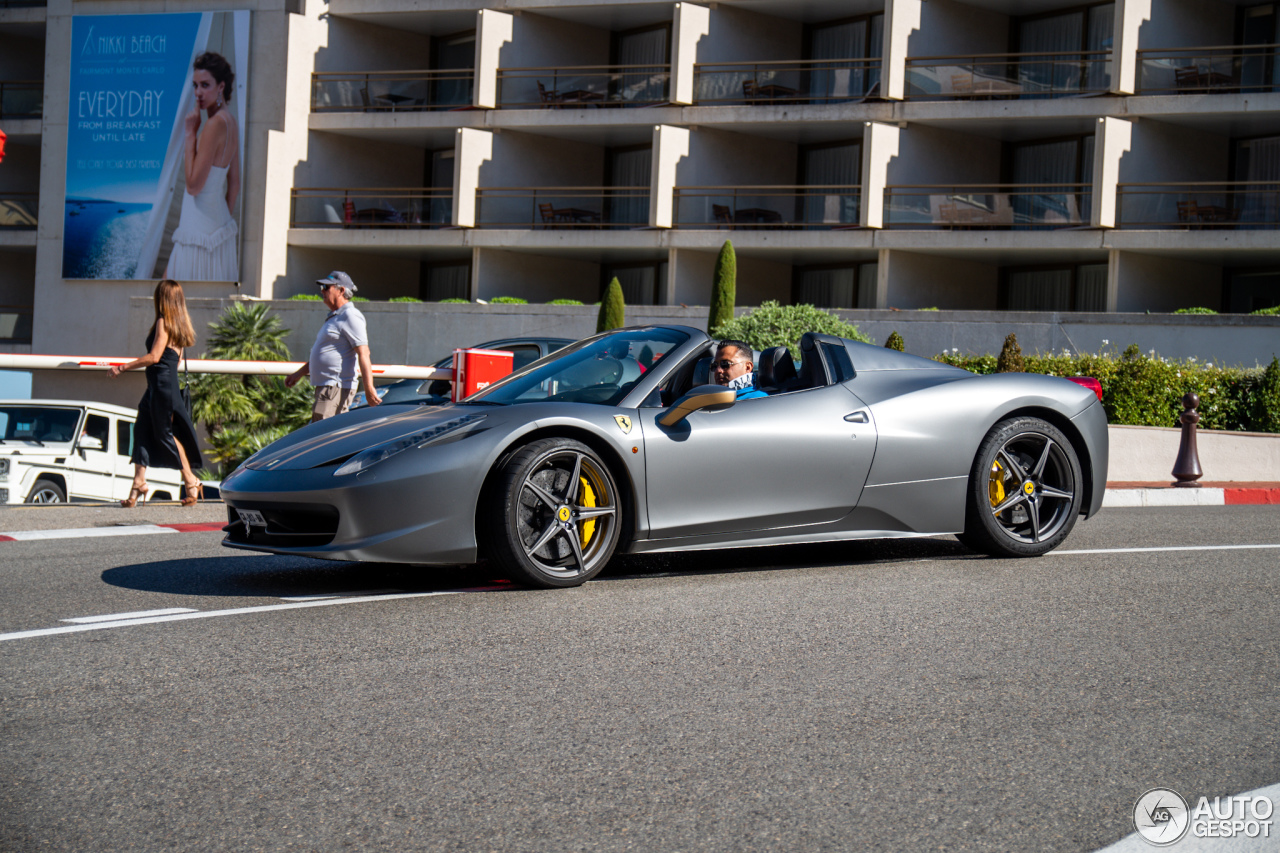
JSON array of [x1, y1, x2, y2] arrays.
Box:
[[1067, 376, 1103, 401]]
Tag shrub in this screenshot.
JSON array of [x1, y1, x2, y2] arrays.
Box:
[[597, 277, 626, 333], [933, 343, 1280, 432], [489, 296, 527, 304], [438, 298, 469, 304], [917, 306, 940, 311], [712, 301, 872, 354], [709, 240, 736, 336], [1252, 304, 1280, 315], [1175, 307, 1218, 314], [884, 331, 905, 351], [389, 296, 423, 303], [547, 299, 585, 306], [996, 333, 1025, 373], [289, 293, 322, 301]]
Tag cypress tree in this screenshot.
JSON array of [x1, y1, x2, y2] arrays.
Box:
[[996, 333, 1025, 373], [597, 277, 626, 333], [709, 240, 736, 336], [884, 331, 905, 351]]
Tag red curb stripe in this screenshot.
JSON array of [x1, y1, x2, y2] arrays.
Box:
[[0, 535, 14, 542], [157, 522, 227, 533], [1224, 489, 1280, 506]]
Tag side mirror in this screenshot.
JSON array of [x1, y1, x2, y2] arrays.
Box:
[[78, 435, 104, 452], [659, 384, 735, 427]]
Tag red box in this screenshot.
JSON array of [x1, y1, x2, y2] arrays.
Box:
[[451, 348, 515, 402]]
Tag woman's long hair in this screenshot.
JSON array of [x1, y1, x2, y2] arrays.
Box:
[[154, 279, 196, 349]]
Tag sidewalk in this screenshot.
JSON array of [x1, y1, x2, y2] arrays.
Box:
[[1103, 482, 1280, 507]]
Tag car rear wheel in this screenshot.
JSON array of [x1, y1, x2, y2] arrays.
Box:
[[485, 438, 622, 588], [26, 480, 67, 504], [960, 417, 1083, 558]]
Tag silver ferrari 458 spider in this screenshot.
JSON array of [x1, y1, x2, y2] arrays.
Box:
[[221, 325, 1108, 588]]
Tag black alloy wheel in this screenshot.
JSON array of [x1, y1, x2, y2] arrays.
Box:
[[486, 437, 622, 588], [960, 416, 1084, 558]]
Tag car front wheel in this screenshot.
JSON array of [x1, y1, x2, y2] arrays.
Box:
[[960, 417, 1083, 558], [485, 438, 622, 588], [26, 480, 67, 504]]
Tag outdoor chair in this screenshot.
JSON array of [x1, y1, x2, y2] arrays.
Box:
[[713, 204, 733, 228]]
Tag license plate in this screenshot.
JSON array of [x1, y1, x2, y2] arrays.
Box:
[[238, 509, 267, 528]]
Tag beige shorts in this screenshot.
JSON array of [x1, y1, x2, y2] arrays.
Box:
[[312, 385, 356, 422]]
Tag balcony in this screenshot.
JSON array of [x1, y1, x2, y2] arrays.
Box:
[[495, 65, 669, 109], [0, 81, 42, 118], [1117, 183, 1280, 229], [475, 187, 650, 229], [1137, 45, 1280, 94], [692, 59, 880, 105], [674, 187, 860, 229], [904, 52, 1110, 99], [290, 189, 453, 228], [0, 0, 45, 6], [310, 71, 475, 113], [0, 193, 37, 229], [884, 185, 1092, 228]]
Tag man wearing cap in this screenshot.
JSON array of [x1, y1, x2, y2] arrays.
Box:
[[285, 271, 381, 420]]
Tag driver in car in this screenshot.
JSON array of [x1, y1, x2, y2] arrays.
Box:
[[712, 340, 768, 400]]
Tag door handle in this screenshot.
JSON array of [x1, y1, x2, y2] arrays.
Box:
[[844, 411, 869, 424]]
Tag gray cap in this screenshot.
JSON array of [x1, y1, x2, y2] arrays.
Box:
[[317, 271, 357, 294]]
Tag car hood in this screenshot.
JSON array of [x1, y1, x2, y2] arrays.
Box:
[[244, 404, 494, 472], [2, 443, 75, 457]]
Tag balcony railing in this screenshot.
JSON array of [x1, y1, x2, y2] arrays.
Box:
[[693, 58, 881, 105], [674, 186, 861, 229], [0, 81, 42, 118], [0, 305, 33, 343], [0, 193, 37, 229], [904, 51, 1110, 99], [884, 184, 1092, 228], [1137, 45, 1280, 94], [495, 65, 670, 109], [1117, 182, 1280, 228], [290, 189, 453, 228], [310, 70, 474, 112], [476, 187, 650, 228]]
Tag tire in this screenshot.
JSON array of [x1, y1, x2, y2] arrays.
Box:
[[484, 437, 622, 588], [26, 480, 67, 504], [960, 417, 1083, 558]]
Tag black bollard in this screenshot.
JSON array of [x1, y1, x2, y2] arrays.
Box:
[[1172, 391, 1203, 488]]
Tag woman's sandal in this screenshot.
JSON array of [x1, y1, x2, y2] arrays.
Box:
[[181, 480, 204, 507], [122, 482, 149, 508]]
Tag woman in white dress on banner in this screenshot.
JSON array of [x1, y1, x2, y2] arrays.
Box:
[[167, 51, 240, 281]]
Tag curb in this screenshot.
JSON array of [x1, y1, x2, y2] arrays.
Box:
[[1103, 485, 1280, 508], [0, 522, 225, 543]]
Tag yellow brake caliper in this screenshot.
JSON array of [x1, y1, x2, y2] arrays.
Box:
[[988, 460, 1006, 515], [578, 477, 598, 548]]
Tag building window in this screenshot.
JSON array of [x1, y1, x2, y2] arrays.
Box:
[[793, 263, 877, 309], [1008, 135, 1094, 226], [804, 14, 884, 99], [606, 146, 652, 226], [605, 262, 665, 306], [1015, 3, 1113, 93], [431, 30, 476, 107], [421, 261, 470, 302], [799, 141, 860, 227], [1227, 269, 1280, 312], [1001, 263, 1107, 311]]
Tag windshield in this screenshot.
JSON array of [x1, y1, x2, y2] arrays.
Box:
[[466, 328, 689, 407], [0, 406, 83, 443]]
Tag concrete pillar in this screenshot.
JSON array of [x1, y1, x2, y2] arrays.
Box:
[[1111, 0, 1151, 95], [650, 124, 690, 229], [474, 9, 513, 109], [872, 248, 892, 308], [1092, 116, 1131, 229], [860, 121, 900, 230], [1106, 249, 1120, 312], [881, 0, 921, 101], [670, 2, 710, 106], [454, 127, 492, 228]]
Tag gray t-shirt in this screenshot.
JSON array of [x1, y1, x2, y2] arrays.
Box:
[[308, 302, 369, 389]]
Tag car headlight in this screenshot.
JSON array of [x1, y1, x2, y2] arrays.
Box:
[[333, 414, 485, 477], [0, 458, 8, 479]]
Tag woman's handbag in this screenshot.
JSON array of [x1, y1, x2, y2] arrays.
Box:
[[180, 353, 193, 419]]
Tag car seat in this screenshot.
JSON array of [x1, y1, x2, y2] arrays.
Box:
[[757, 347, 797, 393], [793, 334, 830, 391]]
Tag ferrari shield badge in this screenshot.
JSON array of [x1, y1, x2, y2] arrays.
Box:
[[614, 415, 632, 435]]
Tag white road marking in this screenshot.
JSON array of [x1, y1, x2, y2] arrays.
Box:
[[277, 589, 402, 602], [63, 607, 198, 624], [0, 525, 178, 541], [1053, 544, 1280, 555], [0, 586, 510, 643]]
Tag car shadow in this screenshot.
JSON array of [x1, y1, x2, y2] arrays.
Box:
[[102, 537, 976, 598]]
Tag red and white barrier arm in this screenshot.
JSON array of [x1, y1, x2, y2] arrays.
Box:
[[0, 354, 453, 381]]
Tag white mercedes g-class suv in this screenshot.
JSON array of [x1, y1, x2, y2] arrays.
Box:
[[0, 400, 185, 504]]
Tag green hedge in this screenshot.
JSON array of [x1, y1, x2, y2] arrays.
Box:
[[934, 345, 1280, 432]]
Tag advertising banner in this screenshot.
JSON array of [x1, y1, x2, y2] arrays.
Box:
[[64, 11, 249, 281]]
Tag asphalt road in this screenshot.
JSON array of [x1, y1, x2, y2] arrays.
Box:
[[1, 507, 1277, 852]]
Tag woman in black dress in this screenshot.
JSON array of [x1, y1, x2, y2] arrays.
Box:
[[108, 279, 203, 507]]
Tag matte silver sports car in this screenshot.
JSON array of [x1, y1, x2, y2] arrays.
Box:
[[221, 325, 1108, 588]]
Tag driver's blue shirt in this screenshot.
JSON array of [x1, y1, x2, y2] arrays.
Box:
[[734, 382, 768, 400]]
